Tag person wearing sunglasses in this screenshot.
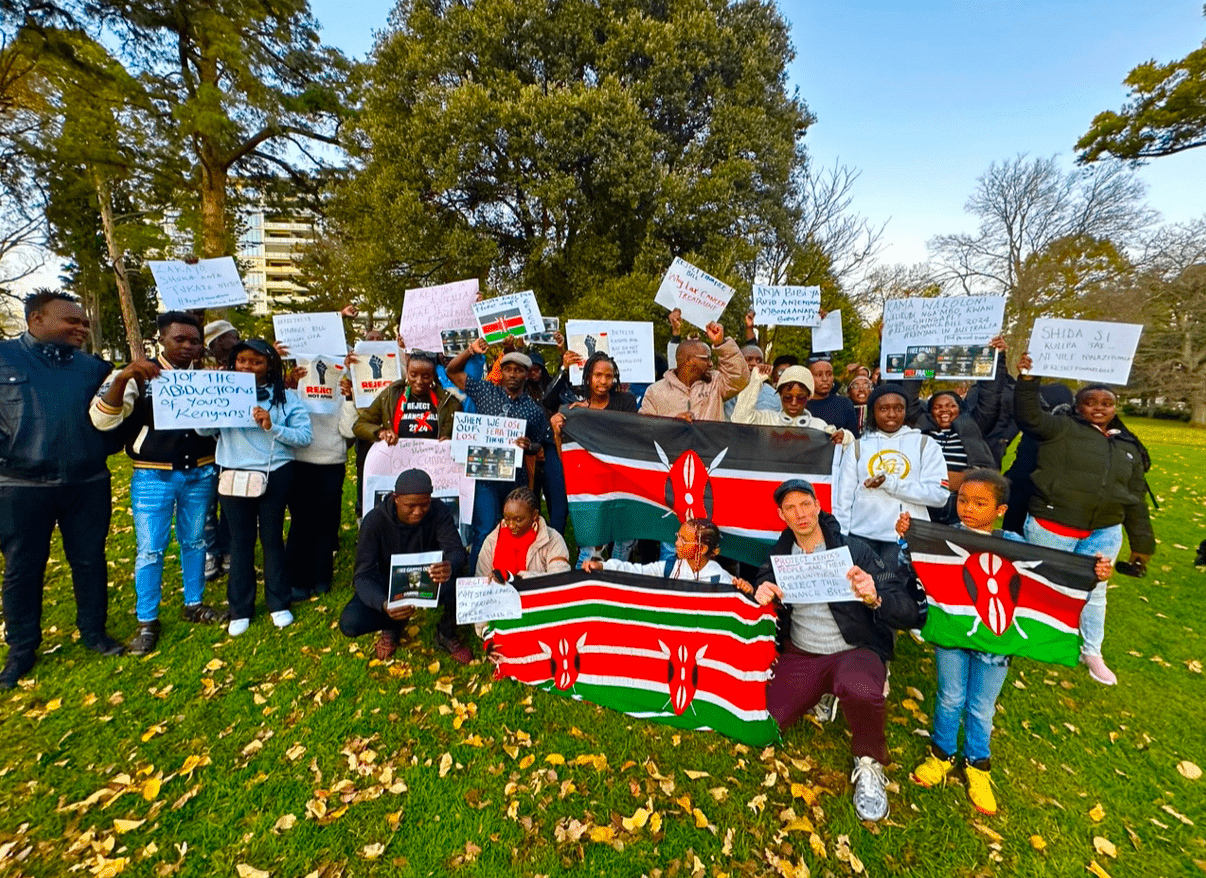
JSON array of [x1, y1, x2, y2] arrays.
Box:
[[731, 364, 852, 446]]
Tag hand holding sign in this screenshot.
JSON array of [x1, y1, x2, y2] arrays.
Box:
[[151, 370, 257, 430], [769, 546, 859, 604]]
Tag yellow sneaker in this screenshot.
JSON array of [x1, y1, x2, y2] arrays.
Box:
[[965, 764, 997, 815], [910, 751, 955, 788]]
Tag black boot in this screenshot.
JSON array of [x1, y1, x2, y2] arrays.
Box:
[[0, 652, 37, 690]]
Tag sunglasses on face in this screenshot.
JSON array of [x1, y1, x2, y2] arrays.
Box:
[[780, 392, 810, 403]]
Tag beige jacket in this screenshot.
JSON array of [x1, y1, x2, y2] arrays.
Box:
[[637, 338, 749, 422], [476, 516, 572, 579]]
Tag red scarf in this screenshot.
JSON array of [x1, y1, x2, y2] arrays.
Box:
[[494, 524, 538, 579]]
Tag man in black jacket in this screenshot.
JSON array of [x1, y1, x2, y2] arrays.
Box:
[[0, 292, 125, 689], [339, 469, 468, 663], [755, 479, 922, 822]]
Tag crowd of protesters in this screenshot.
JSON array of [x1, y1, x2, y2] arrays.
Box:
[[0, 291, 1155, 823]]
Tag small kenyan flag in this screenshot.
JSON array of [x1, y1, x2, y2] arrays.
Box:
[[486, 570, 780, 745], [560, 409, 836, 566], [906, 519, 1099, 666], [480, 308, 527, 344]]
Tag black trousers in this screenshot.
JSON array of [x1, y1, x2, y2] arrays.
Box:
[[285, 461, 345, 593], [0, 475, 112, 655], [338, 585, 459, 640], [220, 462, 294, 620]]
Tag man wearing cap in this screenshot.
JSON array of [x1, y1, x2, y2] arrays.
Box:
[[445, 339, 563, 574], [730, 363, 853, 445], [0, 292, 125, 689], [204, 320, 240, 369], [339, 469, 468, 662], [639, 320, 749, 422], [754, 479, 922, 822], [805, 358, 860, 435]]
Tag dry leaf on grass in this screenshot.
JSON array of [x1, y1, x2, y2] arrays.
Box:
[[1085, 860, 1113, 878], [1029, 835, 1047, 851], [622, 807, 650, 831], [112, 819, 144, 833], [235, 866, 270, 878], [1177, 760, 1202, 780], [273, 814, 296, 833], [438, 753, 453, 778], [1093, 837, 1117, 858], [1089, 803, 1106, 822], [361, 843, 385, 860]]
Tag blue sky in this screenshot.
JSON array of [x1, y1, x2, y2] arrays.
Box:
[[309, 0, 1206, 268]]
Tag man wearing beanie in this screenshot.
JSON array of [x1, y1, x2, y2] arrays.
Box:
[[339, 468, 469, 663]]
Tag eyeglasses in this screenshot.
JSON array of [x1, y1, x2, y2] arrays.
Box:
[[780, 393, 810, 403]]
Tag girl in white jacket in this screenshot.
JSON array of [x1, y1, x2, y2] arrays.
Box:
[[730, 365, 853, 445], [584, 519, 753, 593], [833, 384, 949, 567]]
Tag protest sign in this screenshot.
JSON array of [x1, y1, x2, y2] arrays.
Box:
[[351, 341, 402, 408], [811, 309, 844, 352], [272, 312, 346, 358], [440, 328, 478, 356], [1026, 319, 1143, 385], [527, 317, 560, 346], [880, 295, 1006, 379], [770, 546, 857, 605], [473, 291, 543, 344], [296, 356, 345, 414], [401, 279, 479, 351], [361, 438, 475, 524], [456, 578, 523, 625], [751, 284, 821, 327], [654, 257, 735, 328], [450, 412, 526, 463], [387, 551, 443, 609], [150, 369, 257, 430], [148, 257, 249, 310], [904, 345, 997, 380], [465, 444, 522, 481], [564, 320, 655, 385]]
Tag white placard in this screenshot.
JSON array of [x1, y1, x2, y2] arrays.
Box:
[[1026, 319, 1143, 385], [387, 551, 443, 609], [654, 257, 735, 328], [148, 257, 249, 310], [455, 578, 523, 624], [296, 355, 346, 414], [811, 309, 844, 353], [351, 341, 403, 407], [770, 546, 857, 605], [150, 369, 257, 430], [751, 285, 821, 327], [362, 438, 475, 525], [464, 443, 523, 481], [473, 291, 544, 344], [272, 312, 347, 358], [401, 279, 479, 351], [564, 320, 656, 385], [450, 412, 526, 463], [880, 296, 1006, 379]]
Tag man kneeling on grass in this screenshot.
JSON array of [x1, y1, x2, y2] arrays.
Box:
[[338, 469, 470, 663], [754, 479, 923, 822]]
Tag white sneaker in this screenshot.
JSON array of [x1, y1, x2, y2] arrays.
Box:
[[851, 756, 889, 822], [228, 617, 250, 637], [811, 693, 839, 723], [270, 610, 294, 629], [1083, 654, 1118, 685]]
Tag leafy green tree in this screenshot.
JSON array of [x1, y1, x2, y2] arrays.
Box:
[[1077, 17, 1206, 163], [332, 0, 812, 321]]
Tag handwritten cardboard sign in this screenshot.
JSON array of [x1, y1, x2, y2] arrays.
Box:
[[401, 279, 479, 351], [1026, 318, 1143, 385], [387, 551, 442, 609], [148, 257, 249, 311], [880, 296, 1006, 379], [150, 369, 257, 430], [455, 578, 523, 624], [564, 320, 656, 385], [450, 412, 526, 463], [751, 285, 821, 327], [362, 437, 475, 524], [272, 312, 347, 358], [654, 257, 735, 328], [351, 340, 402, 407], [473, 291, 543, 344], [770, 546, 857, 605], [811, 309, 844, 353], [296, 355, 346, 414]]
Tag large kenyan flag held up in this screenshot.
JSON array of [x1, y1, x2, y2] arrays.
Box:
[[486, 570, 780, 746], [560, 409, 836, 566], [906, 519, 1099, 666]]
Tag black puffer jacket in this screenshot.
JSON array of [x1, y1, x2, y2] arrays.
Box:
[[1013, 377, 1154, 553], [755, 511, 922, 662]]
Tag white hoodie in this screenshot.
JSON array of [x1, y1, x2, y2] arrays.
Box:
[[833, 424, 949, 543], [729, 370, 854, 444]]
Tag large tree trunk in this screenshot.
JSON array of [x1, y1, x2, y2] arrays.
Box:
[[92, 169, 144, 362]]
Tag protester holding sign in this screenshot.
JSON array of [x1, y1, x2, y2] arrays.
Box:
[[638, 321, 748, 422], [90, 312, 225, 655], [340, 469, 468, 663], [753, 479, 921, 823], [476, 488, 571, 585], [196, 340, 312, 637], [353, 351, 461, 445], [1012, 352, 1155, 686]]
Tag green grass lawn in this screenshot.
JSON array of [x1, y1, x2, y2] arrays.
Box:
[[1, 419, 1204, 877]]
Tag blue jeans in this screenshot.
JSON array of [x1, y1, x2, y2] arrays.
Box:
[[1024, 515, 1122, 657], [932, 646, 1010, 763], [131, 465, 217, 622], [575, 540, 635, 568]]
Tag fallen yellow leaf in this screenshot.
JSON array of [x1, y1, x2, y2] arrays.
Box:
[[235, 866, 270, 878], [545, 754, 565, 766], [1093, 837, 1117, 859], [685, 769, 710, 780], [518, 755, 535, 770], [112, 819, 145, 833], [621, 807, 650, 831], [273, 814, 297, 832], [438, 753, 453, 778], [589, 825, 615, 843], [140, 723, 166, 743], [1085, 860, 1113, 878], [692, 807, 708, 828], [809, 832, 826, 859], [204, 658, 224, 672], [1177, 760, 1202, 780], [783, 816, 814, 833], [141, 778, 161, 802], [1029, 835, 1047, 851], [361, 843, 385, 860], [1089, 803, 1106, 823], [649, 812, 663, 834], [789, 783, 818, 806], [93, 856, 128, 878], [45, 698, 62, 712]]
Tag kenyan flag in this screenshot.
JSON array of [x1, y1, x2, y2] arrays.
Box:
[[905, 519, 1099, 666], [486, 570, 780, 746], [560, 409, 836, 566], [480, 308, 526, 344]]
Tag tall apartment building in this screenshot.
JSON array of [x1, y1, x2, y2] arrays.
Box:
[[237, 206, 318, 315]]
